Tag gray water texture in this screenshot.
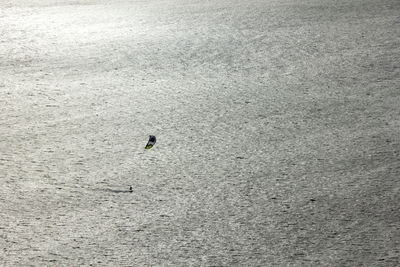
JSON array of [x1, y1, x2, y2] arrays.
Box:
[[1, 0, 399, 266]]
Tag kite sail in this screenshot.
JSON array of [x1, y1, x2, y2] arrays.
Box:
[[145, 135, 156, 149]]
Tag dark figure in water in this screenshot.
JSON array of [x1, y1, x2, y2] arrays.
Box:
[[129, 186, 133, 192]]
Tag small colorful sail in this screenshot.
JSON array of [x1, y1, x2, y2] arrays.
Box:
[[145, 135, 156, 149]]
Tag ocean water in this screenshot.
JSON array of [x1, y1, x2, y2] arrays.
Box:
[[1, 0, 399, 265]]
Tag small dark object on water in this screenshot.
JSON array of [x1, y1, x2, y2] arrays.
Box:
[[129, 186, 133, 192], [310, 198, 316, 202], [145, 135, 156, 149]]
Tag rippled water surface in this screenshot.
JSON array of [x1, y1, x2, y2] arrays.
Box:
[[1, 0, 399, 265]]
